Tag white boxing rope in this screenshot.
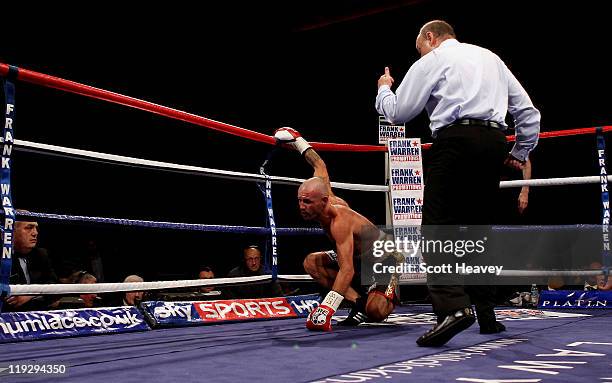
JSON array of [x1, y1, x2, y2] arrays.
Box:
[[9, 275, 273, 295], [10, 275, 317, 295], [498, 270, 606, 277], [13, 139, 607, 191], [13, 139, 385, 192], [10, 269, 608, 294], [9, 275, 316, 295], [399, 270, 607, 284], [277, 274, 315, 281], [499, 176, 610, 188]]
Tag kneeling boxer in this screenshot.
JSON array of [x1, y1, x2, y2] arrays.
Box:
[[274, 127, 400, 331]]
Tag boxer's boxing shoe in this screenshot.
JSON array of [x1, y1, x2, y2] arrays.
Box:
[[416, 307, 475, 347], [336, 308, 368, 326], [337, 296, 368, 326]]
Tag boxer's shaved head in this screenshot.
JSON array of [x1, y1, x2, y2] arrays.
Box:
[[299, 177, 329, 197], [298, 177, 330, 221]]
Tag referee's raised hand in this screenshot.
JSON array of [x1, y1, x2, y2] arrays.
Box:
[[378, 66, 394, 88]]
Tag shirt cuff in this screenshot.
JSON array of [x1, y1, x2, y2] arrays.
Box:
[[375, 85, 393, 116], [510, 145, 529, 162], [377, 84, 391, 95]]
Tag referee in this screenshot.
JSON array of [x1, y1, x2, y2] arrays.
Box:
[[376, 20, 540, 346]]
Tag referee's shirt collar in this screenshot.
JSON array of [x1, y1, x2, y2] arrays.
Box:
[[437, 38, 459, 49]]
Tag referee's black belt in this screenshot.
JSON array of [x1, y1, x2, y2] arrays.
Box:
[[447, 118, 504, 130]]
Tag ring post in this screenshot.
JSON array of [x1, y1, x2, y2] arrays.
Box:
[[596, 126, 610, 283], [0, 66, 18, 312], [259, 148, 279, 281]]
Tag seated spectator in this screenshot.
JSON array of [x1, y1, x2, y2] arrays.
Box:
[[547, 276, 566, 290], [547, 262, 612, 291], [584, 262, 612, 291], [103, 274, 145, 307], [57, 270, 100, 309], [4, 215, 59, 311], [226, 245, 283, 299], [76, 271, 98, 308], [122, 274, 145, 306], [198, 266, 225, 299]]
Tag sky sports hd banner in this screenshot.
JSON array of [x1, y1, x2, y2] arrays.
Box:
[[142, 294, 320, 328], [0, 306, 150, 343]]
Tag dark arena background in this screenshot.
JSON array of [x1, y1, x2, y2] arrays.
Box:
[[1, 1, 612, 382], [1, 0, 610, 282]]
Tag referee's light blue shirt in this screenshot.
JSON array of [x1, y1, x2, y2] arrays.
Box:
[[376, 39, 540, 161]]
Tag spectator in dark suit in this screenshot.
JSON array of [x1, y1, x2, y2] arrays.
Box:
[[226, 245, 283, 299], [4, 216, 58, 311]]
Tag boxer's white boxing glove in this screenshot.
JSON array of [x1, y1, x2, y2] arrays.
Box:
[[274, 127, 312, 155], [306, 290, 344, 332]]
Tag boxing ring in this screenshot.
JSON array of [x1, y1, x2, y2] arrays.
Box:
[[1, 63, 612, 382], [2, 306, 612, 382]]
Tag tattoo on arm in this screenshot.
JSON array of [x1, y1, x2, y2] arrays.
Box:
[[305, 149, 333, 195], [304, 149, 322, 168]]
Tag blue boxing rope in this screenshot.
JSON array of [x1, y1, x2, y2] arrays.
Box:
[[15, 210, 324, 236], [0, 66, 18, 310], [13, 211, 604, 235], [596, 127, 611, 283], [259, 147, 280, 280]]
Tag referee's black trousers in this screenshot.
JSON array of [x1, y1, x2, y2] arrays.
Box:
[[422, 124, 507, 320]]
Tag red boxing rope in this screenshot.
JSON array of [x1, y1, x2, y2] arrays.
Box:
[[1, 63, 610, 152], [506, 127, 612, 141], [0, 63, 275, 145]]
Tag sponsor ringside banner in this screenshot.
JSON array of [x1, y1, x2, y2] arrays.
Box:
[[387, 138, 425, 283], [378, 116, 406, 144], [539, 290, 612, 309], [142, 294, 320, 328], [0, 306, 150, 343]]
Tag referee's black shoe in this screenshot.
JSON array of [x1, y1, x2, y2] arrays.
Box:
[[416, 307, 475, 347]]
